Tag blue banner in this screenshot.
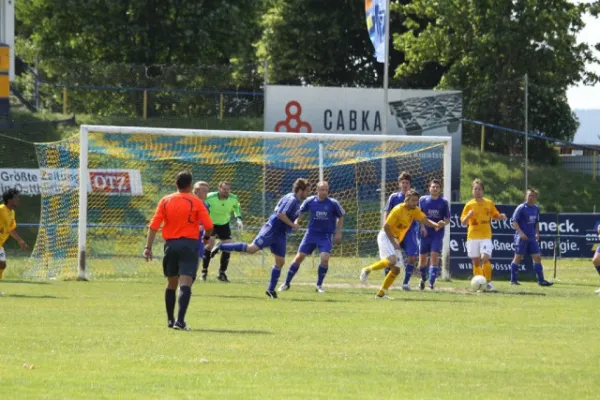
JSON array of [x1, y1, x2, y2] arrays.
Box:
[[449, 204, 600, 280], [365, 0, 386, 63]]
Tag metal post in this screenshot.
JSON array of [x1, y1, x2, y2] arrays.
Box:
[[593, 151, 597, 182], [78, 126, 89, 281], [62, 87, 68, 115], [34, 56, 40, 110], [261, 60, 268, 268], [219, 92, 224, 121], [380, 0, 391, 226], [143, 90, 148, 120], [524, 73, 529, 192], [480, 125, 485, 153]]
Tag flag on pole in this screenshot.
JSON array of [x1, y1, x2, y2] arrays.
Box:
[[365, 0, 387, 63]]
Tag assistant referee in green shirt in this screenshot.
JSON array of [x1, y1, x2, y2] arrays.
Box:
[[202, 181, 243, 282]]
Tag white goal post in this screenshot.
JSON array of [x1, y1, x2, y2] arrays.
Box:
[[76, 125, 452, 281]]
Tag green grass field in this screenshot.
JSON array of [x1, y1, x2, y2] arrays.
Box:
[[1, 258, 599, 399]]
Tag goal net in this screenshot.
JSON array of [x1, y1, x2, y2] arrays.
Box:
[[27, 126, 451, 282]]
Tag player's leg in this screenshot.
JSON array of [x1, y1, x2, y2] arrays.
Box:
[[467, 240, 483, 277], [361, 231, 398, 284], [313, 234, 333, 292], [163, 241, 179, 328], [173, 239, 200, 330], [217, 224, 233, 282], [377, 244, 403, 298], [315, 251, 331, 293], [201, 230, 219, 280], [530, 241, 552, 286], [0, 247, 6, 280], [280, 234, 312, 291], [418, 238, 432, 290], [401, 233, 419, 291], [480, 240, 495, 291], [428, 237, 443, 289], [510, 237, 525, 285], [265, 236, 286, 298], [593, 249, 600, 294]]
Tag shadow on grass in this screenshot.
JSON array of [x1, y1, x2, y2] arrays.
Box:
[[4, 294, 61, 299], [189, 329, 272, 335], [287, 298, 349, 303], [0, 280, 50, 285], [202, 294, 264, 301]]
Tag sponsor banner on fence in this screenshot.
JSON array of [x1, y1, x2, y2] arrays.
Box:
[[449, 204, 599, 279], [0, 168, 143, 196], [265, 85, 463, 201]]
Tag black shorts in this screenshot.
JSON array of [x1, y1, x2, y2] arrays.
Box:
[[211, 223, 232, 240], [163, 238, 200, 278]]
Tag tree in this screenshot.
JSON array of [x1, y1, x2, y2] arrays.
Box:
[[395, 0, 600, 161], [256, 0, 444, 88]]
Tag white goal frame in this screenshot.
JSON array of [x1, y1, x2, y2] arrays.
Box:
[[78, 125, 452, 281]]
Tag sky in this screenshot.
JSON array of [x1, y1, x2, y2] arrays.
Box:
[[567, 2, 600, 110]]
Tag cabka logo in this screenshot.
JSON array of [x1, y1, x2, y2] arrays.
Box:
[[274, 101, 312, 133]]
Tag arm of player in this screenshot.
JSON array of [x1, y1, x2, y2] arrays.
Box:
[[460, 206, 473, 226], [277, 213, 300, 230], [9, 230, 29, 250], [198, 202, 214, 238], [491, 203, 507, 221], [334, 216, 343, 244], [535, 222, 540, 242], [383, 223, 400, 250], [513, 221, 528, 240], [421, 218, 441, 230], [145, 199, 166, 261], [232, 195, 243, 229]]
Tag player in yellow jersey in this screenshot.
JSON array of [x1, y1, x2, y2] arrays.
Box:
[[460, 179, 507, 291], [0, 189, 29, 280], [360, 189, 443, 299]]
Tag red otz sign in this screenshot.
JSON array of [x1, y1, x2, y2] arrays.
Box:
[[89, 171, 132, 194]]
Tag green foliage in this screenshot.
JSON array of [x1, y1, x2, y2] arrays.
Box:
[[461, 146, 600, 212], [396, 0, 599, 162]]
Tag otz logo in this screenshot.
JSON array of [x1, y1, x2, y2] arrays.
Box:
[[275, 101, 312, 133]]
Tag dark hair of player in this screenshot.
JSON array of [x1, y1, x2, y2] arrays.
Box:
[[2, 188, 20, 204], [472, 179, 484, 191], [176, 171, 193, 190], [430, 179, 442, 187], [398, 171, 412, 183], [218, 181, 231, 188], [405, 189, 420, 199], [293, 178, 309, 193]]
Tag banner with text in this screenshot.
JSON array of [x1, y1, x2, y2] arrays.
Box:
[[0, 169, 144, 196], [449, 204, 598, 279]]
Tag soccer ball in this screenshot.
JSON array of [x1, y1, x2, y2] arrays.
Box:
[[470, 275, 487, 291]]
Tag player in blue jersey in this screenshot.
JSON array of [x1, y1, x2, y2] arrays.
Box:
[[592, 223, 600, 295], [279, 181, 345, 293], [193, 181, 213, 266], [211, 178, 311, 298], [384, 171, 420, 290], [510, 189, 553, 286], [417, 179, 450, 290]]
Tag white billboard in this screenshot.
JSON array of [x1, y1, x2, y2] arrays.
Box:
[[264, 85, 462, 200], [0, 169, 144, 196]]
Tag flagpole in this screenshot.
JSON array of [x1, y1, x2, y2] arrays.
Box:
[[380, 0, 391, 225]]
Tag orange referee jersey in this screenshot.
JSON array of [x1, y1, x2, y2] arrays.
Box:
[[149, 192, 213, 240]]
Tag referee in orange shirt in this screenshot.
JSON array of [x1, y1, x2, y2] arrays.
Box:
[[144, 171, 213, 330]]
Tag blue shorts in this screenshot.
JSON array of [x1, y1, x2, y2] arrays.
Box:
[[596, 246, 600, 254], [298, 233, 333, 255], [401, 230, 419, 257], [253, 224, 287, 258], [514, 236, 541, 256], [420, 235, 443, 255]]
